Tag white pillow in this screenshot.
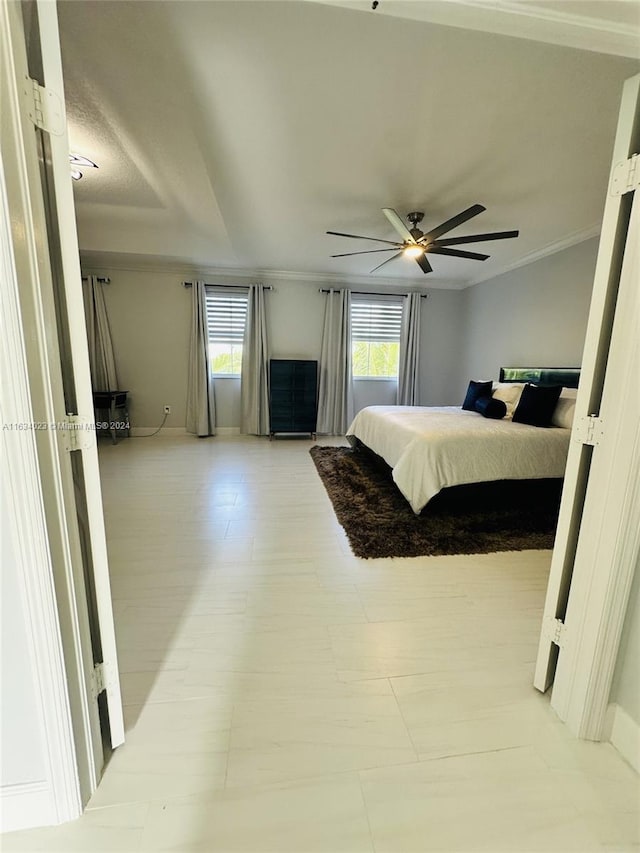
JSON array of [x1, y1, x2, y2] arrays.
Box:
[[551, 387, 578, 429], [491, 382, 525, 420]]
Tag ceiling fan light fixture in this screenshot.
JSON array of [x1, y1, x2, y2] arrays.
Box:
[[69, 153, 98, 169], [403, 244, 424, 258], [69, 153, 98, 181]]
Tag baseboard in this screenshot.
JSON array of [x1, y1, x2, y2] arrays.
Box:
[[129, 427, 188, 437], [128, 427, 243, 437], [0, 781, 58, 833], [605, 703, 640, 773]]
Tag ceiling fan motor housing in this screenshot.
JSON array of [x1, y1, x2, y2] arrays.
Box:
[[407, 211, 425, 241]]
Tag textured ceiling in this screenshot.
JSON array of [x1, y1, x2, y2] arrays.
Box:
[[58, 1, 639, 288]]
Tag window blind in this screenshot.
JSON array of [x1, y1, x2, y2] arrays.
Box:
[[351, 298, 403, 343], [205, 291, 248, 343]]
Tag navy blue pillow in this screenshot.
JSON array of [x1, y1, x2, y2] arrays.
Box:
[[475, 396, 507, 419], [513, 384, 562, 427], [462, 380, 493, 411]]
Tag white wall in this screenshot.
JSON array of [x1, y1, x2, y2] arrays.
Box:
[[459, 238, 599, 395], [83, 260, 465, 429], [94, 267, 191, 431], [420, 288, 466, 405]]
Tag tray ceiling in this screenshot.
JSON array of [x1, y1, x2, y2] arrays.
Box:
[[58, 1, 640, 288]]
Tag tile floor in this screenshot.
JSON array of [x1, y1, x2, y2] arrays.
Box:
[[4, 435, 639, 852]]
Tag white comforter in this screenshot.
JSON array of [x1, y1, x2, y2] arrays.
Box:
[[346, 406, 571, 514]]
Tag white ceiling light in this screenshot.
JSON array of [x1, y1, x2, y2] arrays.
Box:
[[69, 153, 98, 181]]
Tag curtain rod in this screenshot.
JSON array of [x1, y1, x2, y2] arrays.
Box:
[[81, 275, 110, 283], [319, 288, 427, 299], [183, 281, 273, 290]]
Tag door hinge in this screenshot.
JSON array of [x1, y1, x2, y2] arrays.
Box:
[[610, 153, 640, 196], [60, 414, 95, 452], [90, 662, 106, 700], [574, 414, 604, 447], [23, 76, 65, 136], [546, 617, 566, 647]]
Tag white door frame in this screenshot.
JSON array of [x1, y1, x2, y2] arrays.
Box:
[[1, 1, 82, 829], [0, 174, 81, 831], [1, 0, 123, 826], [535, 73, 640, 739]]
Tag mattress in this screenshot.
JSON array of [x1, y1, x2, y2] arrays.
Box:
[[346, 405, 571, 514]]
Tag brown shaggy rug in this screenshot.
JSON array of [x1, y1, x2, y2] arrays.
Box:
[[310, 445, 562, 559]]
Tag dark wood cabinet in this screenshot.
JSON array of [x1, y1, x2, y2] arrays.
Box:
[[269, 359, 318, 438]]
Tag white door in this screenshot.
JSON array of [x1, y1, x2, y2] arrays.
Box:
[[534, 73, 640, 735], [33, 0, 125, 751], [4, 0, 124, 793], [552, 185, 639, 738]]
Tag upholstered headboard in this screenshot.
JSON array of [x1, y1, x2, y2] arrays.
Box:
[[499, 367, 580, 388]]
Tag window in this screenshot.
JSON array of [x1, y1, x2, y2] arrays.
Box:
[[205, 290, 248, 375], [351, 297, 403, 378]]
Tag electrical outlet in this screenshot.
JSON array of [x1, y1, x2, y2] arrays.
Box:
[[163, 405, 171, 415]]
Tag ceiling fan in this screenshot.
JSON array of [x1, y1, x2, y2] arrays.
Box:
[[327, 205, 519, 274]]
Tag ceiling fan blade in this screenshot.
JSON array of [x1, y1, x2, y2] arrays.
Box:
[[423, 204, 486, 241], [370, 251, 403, 274], [415, 253, 432, 274], [382, 208, 415, 243], [433, 230, 519, 246], [427, 246, 489, 261], [327, 230, 400, 247], [331, 248, 401, 258]]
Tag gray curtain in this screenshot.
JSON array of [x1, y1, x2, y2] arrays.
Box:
[[317, 288, 354, 435], [186, 281, 216, 437], [398, 292, 421, 405], [241, 284, 270, 435], [83, 275, 119, 391]]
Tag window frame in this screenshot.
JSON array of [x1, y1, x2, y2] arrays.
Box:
[[205, 287, 248, 378], [350, 294, 403, 381]]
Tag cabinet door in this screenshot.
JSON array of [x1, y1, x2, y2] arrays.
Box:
[[269, 361, 292, 431], [292, 361, 317, 431]]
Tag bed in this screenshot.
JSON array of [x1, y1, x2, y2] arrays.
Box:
[[346, 367, 580, 514]]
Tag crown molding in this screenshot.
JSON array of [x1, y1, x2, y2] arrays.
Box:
[[79, 251, 465, 290], [81, 224, 600, 293], [459, 0, 640, 41], [312, 0, 640, 59], [465, 222, 601, 288]]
